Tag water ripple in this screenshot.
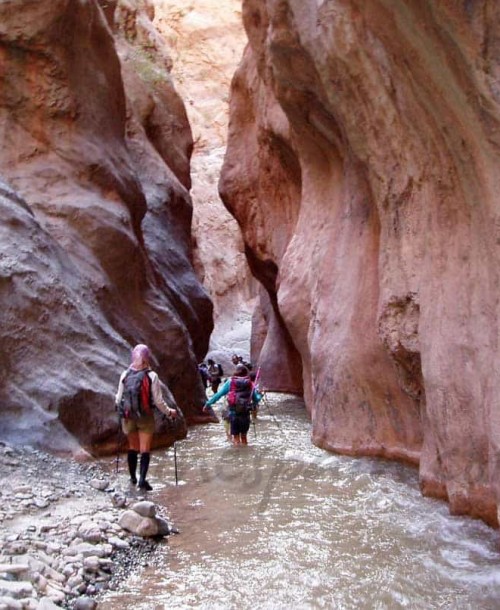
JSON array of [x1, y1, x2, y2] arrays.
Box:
[[99, 393, 500, 610]]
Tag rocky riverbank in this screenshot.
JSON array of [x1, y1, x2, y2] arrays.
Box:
[[0, 442, 173, 610]]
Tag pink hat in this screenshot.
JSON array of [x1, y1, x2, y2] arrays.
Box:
[[131, 344, 151, 369]]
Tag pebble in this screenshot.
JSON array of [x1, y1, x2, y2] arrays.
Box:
[[0, 441, 174, 608]]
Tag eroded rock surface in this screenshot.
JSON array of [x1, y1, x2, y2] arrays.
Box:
[[153, 0, 258, 370], [0, 0, 213, 455], [220, 0, 500, 525]]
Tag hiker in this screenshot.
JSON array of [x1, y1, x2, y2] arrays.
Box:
[[115, 344, 177, 491], [231, 353, 253, 372], [203, 364, 262, 445], [207, 358, 224, 394], [198, 362, 209, 388], [220, 400, 232, 442]]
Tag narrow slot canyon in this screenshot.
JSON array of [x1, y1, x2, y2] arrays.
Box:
[[1, 1, 500, 608]]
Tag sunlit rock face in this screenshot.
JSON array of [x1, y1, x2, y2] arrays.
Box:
[[152, 0, 258, 372], [0, 0, 213, 455], [221, 0, 500, 525]]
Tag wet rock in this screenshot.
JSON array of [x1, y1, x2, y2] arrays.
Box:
[[156, 518, 171, 538], [119, 511, 159, 538]]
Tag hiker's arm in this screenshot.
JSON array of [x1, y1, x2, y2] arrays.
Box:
[[253, 389, 263, 405], [114, 371, 126, 409], [150, 372, 177, 418], [205, 379, 230, 408]]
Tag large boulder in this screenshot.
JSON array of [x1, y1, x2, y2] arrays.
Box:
[[0, 0, 213, 455], [220, 0, 500, 525]]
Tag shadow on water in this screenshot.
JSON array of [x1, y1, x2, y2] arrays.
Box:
[[99, 393, 500, 610]]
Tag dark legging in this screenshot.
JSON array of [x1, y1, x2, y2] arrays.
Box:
[[230, 413, 250, 436]]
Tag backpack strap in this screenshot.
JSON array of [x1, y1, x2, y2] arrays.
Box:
[[228, 377, 237, 407]]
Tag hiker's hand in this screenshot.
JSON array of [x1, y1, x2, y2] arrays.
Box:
[[203, 403, 210, 413], [169, 408, 177, 419]]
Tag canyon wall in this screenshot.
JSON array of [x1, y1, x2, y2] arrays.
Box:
[[0, 0, 213, 455], [153, 0, 258, 371], [220, 0, 500, 525]]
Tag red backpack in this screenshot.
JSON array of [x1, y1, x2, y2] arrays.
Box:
[[227, 376, 253, 415]]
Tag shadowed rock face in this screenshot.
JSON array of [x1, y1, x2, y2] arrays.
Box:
[[0, 0, 213, 455], [220, 0, 500, 526]]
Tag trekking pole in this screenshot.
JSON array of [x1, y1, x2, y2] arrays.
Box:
[[262, 391, 288, 441], [169, 402, 184, 486], [251, 367, 261, 439], [115, 413, 122, 475]]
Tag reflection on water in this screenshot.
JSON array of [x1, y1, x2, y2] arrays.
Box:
[[100, 394, 500, 609]]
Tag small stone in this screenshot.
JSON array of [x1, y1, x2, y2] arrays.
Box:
[[20, 598, 38, 610], [0, 595, 22, 609], [6, 542, 27, 555], [37, 574, 48, 592], [131, 501, 156, 518], [108, 536, 129, 550], [83, 556, 100, 572], [62, 563, 75, 577], [77, 522, 103, 544], [34, 498, 50, 509], [89, 478, 109, 491], [0, 563, 30, 575], [37, 596, 63, 609], [66, 542, 102, 558], [0, 580, 34, 598], [67, 574, 84, 589], [45, 583, 65, 603], [45, 542, 61, 555], [119, 509, 160, 537], [73, 596, 98, 610], [156, 517, 171, 537]]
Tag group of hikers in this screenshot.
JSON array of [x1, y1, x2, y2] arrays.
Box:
[[200, 354, 262, 446], [115, 345, 263, 491]]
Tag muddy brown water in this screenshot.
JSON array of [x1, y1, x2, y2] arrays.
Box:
[[99, 393, 500, 609]]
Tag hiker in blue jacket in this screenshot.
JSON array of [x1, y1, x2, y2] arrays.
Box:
[[115, 344, 177, 490], [203, 364, 262, 445]]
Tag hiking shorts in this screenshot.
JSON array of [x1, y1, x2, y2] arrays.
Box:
[[121, 414, 155, 435], [230, 413, 250, 436]]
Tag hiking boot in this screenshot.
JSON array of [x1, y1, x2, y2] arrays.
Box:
[[138, 452, 151, 490], [127, 450, 138, 485]]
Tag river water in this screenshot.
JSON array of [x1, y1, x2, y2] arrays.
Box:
[[99, 393, 500, 610]]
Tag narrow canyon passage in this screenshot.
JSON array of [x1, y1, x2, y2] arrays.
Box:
[[99, 394, 500, 609]]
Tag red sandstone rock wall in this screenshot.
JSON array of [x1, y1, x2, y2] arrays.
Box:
[[0, 0, 213, 455], [220, 0, 500, 526]]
